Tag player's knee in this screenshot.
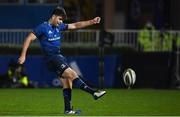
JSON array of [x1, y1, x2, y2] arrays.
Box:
[[66, 72, 77, 81], [62, 68, 77, 81]]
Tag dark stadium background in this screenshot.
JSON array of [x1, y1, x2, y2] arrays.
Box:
[[0, 0, 179, 89]]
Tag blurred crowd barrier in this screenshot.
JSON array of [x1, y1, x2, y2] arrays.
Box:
[[0, 29, 180, 52]]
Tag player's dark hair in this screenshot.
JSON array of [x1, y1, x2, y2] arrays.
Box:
[[52, 6, 67, 20]]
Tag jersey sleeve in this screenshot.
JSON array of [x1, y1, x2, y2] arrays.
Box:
[[32, 24, 44, 39], [59, 23, 68, 31]]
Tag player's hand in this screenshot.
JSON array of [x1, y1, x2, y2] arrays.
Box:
[[92, 17, 101, 24], [18, 55, 26, 64]]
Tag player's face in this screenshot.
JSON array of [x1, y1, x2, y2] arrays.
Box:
[[53, 15, 63, 27]]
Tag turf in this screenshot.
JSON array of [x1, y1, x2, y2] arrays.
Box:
[[0, 88, 180, 116]]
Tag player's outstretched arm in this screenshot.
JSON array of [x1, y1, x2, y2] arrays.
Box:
[[18, 32, 37, 64], [68, 17, 101, 30]]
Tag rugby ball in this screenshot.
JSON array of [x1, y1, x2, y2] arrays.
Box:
[[123, 68, 136, 86]]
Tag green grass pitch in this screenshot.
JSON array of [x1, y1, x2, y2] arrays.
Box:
[[0, 88, 180, 116]]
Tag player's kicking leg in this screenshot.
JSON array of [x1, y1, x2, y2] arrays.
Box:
[[73, 77, 106, 100], [62, 68, 106, 100]]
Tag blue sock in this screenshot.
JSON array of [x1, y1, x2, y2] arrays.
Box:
[[73, 78, 96, 95], [63, 88, 72, 111]]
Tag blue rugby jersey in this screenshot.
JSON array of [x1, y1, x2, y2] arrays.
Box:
[[33, 22, 68, 56]]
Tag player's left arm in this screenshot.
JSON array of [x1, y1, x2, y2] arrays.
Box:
[[68, 17, 101, 30]]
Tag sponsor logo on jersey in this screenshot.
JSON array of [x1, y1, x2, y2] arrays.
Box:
[[48, 36, 60, 41]]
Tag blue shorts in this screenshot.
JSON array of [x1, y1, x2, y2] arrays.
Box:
[[46, 54, 69, 77]]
